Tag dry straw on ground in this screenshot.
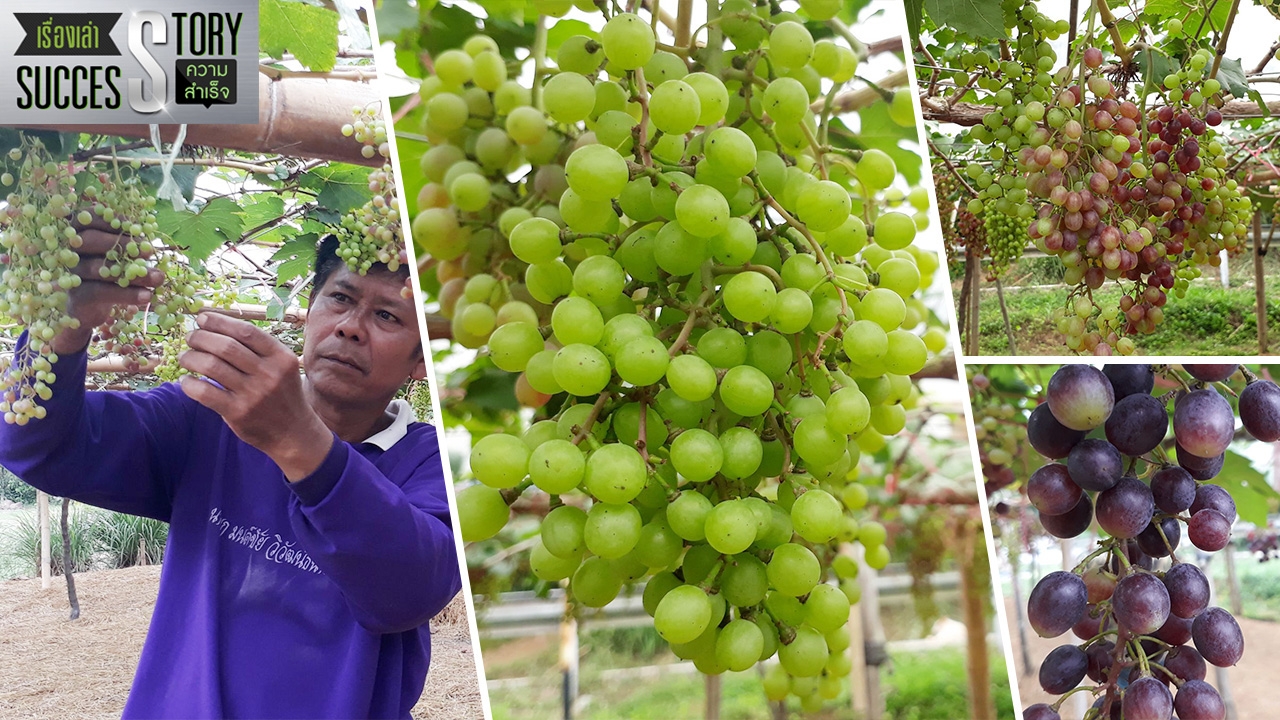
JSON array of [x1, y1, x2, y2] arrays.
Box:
[[0, 565, 484, 720]]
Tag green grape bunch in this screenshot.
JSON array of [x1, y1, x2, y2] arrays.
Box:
[[338, 104, 404, 274], [411, 2, 952, 709], [0, 136, 204, 423]]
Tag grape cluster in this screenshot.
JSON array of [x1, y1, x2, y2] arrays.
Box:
[[1019, 363, 1280, 720], [0, 138, 203, 420], [414, 4, 949, 707], [969, 370, 1030, 495], [337, 105, 403, 274], [937, 0, 1253, 354]]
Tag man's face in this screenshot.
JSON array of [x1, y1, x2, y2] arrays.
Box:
[[302, 264, 427, 406]]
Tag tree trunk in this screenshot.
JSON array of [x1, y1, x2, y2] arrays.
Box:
[[61, 498, 80, 620], [1255, 211, 1268, 354], [38, 490, 51, 589], [704, 673, 721, 720]]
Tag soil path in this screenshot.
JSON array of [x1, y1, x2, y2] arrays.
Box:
[[0, 566, 483, 719]]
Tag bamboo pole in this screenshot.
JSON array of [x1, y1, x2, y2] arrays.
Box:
[[15, 75, 384, 167], [1256, 212, 1269, 353], [958, 517, 995, 720]]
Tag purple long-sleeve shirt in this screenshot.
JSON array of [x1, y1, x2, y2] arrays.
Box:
[[0, 338, 462, 719]]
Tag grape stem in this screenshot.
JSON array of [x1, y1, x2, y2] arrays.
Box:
[[759, 195, 849, 360], [667, 288, 712, 356], [1093, 0, 1132, 65], [500, 478, 534, 505], [1209, 0, 1242, 81], [712, 263, 784, 288], [571, 391, 612, 445], [1051, 684, 1101, 711], [925, 139, 979, 198], [531, 15, 548, 109]]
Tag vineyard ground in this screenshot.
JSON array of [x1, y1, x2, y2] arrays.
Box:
[[953, 247, 1280, 355], [1006, 596, 1274, 719], [0, 565, 482, 719]]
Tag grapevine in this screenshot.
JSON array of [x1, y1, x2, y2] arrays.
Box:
[[915, 0, 1274, 355], [1016, 363, 1280, 720], [337, 104, 404, 274], [0, 137, 203, 422], [403, 0, 955, 708]]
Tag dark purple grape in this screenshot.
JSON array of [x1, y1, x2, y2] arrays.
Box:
[[1177, 443, 1224, 480], [1173, 679, 1226, 720], [1154, 612, 1193, 646], [1183, 364, 1238, 382], [1162, 644, 1206, 681], [1027, 463, 1083, 515], [1164, 563, 1210, 619], [1040, 494, 1094, 539], [1136, 517, 1180, 558], [1151, 466, 1196, 514], [1192, 607, 1243, 667], [1104, 392, 1168, 456], [1173, 389, 1235, 458], [1122, 539, 1155, 570], [1191, 484, 1237, 522], [1122, 676, 1173, 720], [1023, 703, 1061, 720], [1086, 640, 1114, 682], [1048, 365, 1115, 431], [1039, 644, 1088, 694], [1067, 438, 1123, 491], [1028, 402, 1087, 459], [1112, 572, 1171, 635], [1028, 571, 1088, 638], [1096, 475, 1154, 539], [1240, 379, 1280, 442], [1103, 364, 1154, 399], [1093, 692, 1124, 720], [1188, 509, 1231, 552]]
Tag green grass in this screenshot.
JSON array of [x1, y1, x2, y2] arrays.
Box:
[[1209, 554, 1280, 622], [962, 282, 1280, 356], [485, 643, 1014, 720]]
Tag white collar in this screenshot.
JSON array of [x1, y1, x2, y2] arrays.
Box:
[[362, 399, 417, 450]]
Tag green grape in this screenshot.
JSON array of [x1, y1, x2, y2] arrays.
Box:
[[778, 626, 829, 677], [767, 543, 821, 596], [557, 35, 605, 75], [697, 327, 748, 367], [572, 556, 623, 607], [643, 572, 683, 616], [675, 184, 730, 238], [769, 22, 815, 69], [505, 106, 549, 145], [723, 271, 777, 323], [791, 488, 843, 543], [874, 212, 917, 250], [796, 180, 852, 232], [600, 13, 656, 69], [670, 428, 724, 482], [856, 149, 896, 190], [721, 553, 769, 606], [634, 515, 684, 568], [488, 321, 545, 372], [470, 433, 530, 488], [859, 288, 907, 331], [704, 499, 757, 554], [552, 343, 612, 396], [615, 335, 670, 385], [684, 72, 729, 126], [668, 489, 714, 540], [649, 80, 701, 135], [654, 584, 712, 644], [826, 386, 871, 435], [719, 365, 774, 416], [584, 442, 647, 504], [565, 144, 629, 202], [528, 439, 586, 495], [530, 539, 580, 581], [456, 484, 510, 542], [543, 72, 597, 124], [666, 353, 717, 401], [884, 330, 928, 375], [653, 221, 709, 276], [573, 254, 627, 305], [716, 619, 765, 672], [704, 127, 757, 178], [584, 502, 642, 558], [762, 78, 809, 124], [552, 296, 605, 346], [718, 427, 764, 479], [543, 505, 589, 557], [645, 51, 688, 83], [793, 413, 847, 468]]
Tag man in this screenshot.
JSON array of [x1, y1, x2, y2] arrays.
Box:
[[0, 220, 462, 719]]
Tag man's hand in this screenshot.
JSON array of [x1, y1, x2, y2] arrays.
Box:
[[51, 218, 164, 355], [178, 312, 334, 481]]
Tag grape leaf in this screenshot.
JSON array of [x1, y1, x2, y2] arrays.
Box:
[[421, 4, 479, 56], [1133, 46, 1175, 91], [922, 0, 1006, 41], [238, 194, 287, 233], [299, 164, 373, 214], [904, 0, 924, 48], [1214, 58, 1250, 100], [155, 197, 245, 262], [271, 232, 319, 285], [547, 19, 597, 53], [1211, 451, 1279, 526], [374, 0, 420, 38], [259, 0, 340, 72]]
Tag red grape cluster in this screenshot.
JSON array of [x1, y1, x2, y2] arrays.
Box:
[[1020, 363, 1280, 720]]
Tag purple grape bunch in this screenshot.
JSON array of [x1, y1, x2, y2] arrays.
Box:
[[1020, 363, 1278, 719]]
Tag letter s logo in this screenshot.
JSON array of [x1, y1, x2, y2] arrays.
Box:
[[128, 11, 166, 113]]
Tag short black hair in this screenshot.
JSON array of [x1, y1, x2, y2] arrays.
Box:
[[312, 234, 411, 297]]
